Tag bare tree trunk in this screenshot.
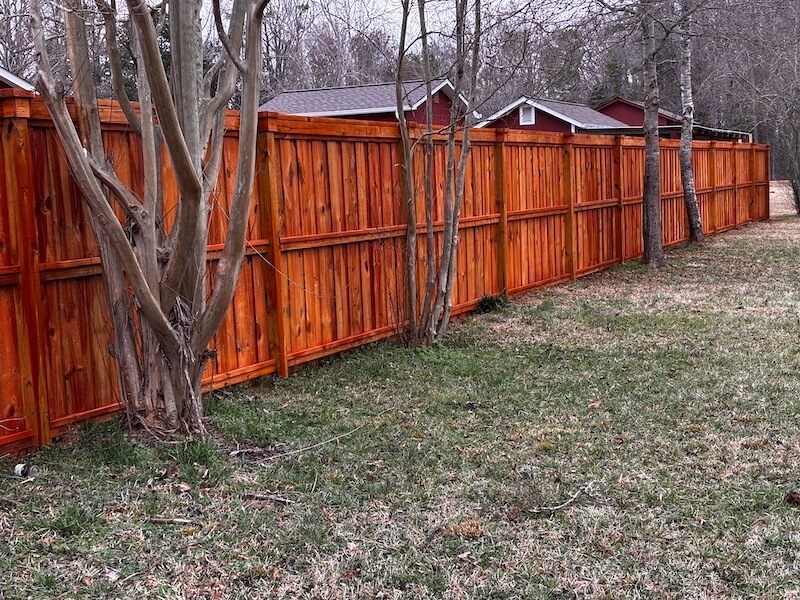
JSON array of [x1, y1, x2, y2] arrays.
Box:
[[395, 0, 418, 344], [32, 0, 272, 436], [678, 0, 705, 244], [418, 0, 437, 342], [788, 129, 800, 213], [640, 1, 666, 268], [430, 0, 481, 339], [394, 0, 481, 344]]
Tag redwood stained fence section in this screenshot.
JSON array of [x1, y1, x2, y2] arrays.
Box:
[[0, 90, 771, 453], [0, 101, 41, 453]]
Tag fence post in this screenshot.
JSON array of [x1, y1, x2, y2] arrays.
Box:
[[256, 114, 290, 377], [766, 147, 771, 220], [494, 130, 508, 294], [0, 92, 49, 447], [613, 135, 624, 263], [749, 144, 757, 222], [733, 145, 740, 226], [562, 134, 577, 280], [709, 141, 718, 234]]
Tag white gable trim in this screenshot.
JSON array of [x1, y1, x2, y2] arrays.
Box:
[[408, 79, 475, 115], [476, 97, 534, 128], [528, 101, 586, 128], [408, 79, 453, 110], [0, 67, 34, 92]]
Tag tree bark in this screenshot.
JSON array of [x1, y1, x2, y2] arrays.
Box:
[[394, 0, 481, 344], [434, 0, 481, 338], [394, 0, 418, 344], [640, 2, 666, 268], [417, 0, 437, 342], [678, 0, 705, 245], [32, 0, 271, 436]]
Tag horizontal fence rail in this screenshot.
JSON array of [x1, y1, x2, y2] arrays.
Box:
[[0, 90, 770, 453]]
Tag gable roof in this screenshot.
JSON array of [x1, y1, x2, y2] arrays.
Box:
[[595, 97, 682, 124], [0, 66, 34, 91], [478, 96, 634, 130], [259, 79, 462, 117]]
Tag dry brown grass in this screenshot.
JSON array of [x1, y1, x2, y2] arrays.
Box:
[[770, 180, 796, 216], [4, 216, 800, 598]]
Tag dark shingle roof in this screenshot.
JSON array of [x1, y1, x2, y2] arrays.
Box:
[[533, 98, 631, 129], [479, 96, 633, 130], [259, 79, 452, 116]]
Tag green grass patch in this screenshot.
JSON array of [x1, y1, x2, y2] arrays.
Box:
[[4, 218, 800, 598]]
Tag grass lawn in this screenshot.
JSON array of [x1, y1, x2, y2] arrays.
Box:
[[4, 217, 800, 599]]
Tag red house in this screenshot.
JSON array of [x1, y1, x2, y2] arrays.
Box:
[[477, 96, 635, 134], [595, 97, 751, 141], [259, 79, 468, 126], [595, 97, 681, 128], [0, 66, 34, 92]]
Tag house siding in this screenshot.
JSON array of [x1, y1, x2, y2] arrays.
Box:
[[334, 93, 454, 126], [597, 101, 674, 127], [485, 107, 572, 132]]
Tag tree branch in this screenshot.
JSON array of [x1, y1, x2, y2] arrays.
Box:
[[195, 0, 271, 352], [95, 0, 142, 135]]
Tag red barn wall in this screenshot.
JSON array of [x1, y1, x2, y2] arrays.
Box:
[[405, 92, 455, 126], [335, 92, 455, 126], [339, 112, 397, 123], [598, 101, 672, 127]]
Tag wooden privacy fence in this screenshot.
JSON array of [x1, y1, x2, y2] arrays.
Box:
[[0, 90, 770, 453]]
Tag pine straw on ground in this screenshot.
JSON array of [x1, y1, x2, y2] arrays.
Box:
[[4, 217, 800, 599]]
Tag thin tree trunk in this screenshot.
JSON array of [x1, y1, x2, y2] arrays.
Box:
[[679, 0, 705, 244], [395, 0, 418, 344], [33, 0, 272, 436], [641, 2, 666, 267], [418, 0, 437, 342], [435, 0, 481, 338]]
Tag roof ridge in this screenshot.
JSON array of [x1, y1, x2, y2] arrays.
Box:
[[533, 97, 591, 107], [273, 79, 441, 95]]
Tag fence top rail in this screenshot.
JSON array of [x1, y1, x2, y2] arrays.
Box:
[[0, 89, 770, 154], [0, 92, 242, 131]]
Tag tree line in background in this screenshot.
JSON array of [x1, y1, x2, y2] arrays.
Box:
[[0, 0, 791, 435], [3, 0, 797, 190]]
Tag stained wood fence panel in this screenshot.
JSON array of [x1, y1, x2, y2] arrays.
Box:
[[0, 109, 45, 452], [0, 91, 771, 453]]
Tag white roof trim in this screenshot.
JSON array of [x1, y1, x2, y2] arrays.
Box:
[[408, 79, 473, 113], [528, 100, 587, 128], [0, 67, 34, 92], [476, 97, 534, 127], [408, 79, 452, 110]]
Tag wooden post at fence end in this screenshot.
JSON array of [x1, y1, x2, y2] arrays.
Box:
[[709, 141, 718, 234], [733, 144, 740, 226], [613, 135, 624, 263], [494, 130, 508, 294], [257, 116, 291, 377], [766, 146, 771, 220], [563, 134, 577, 280], [749, 144, 757, 222]]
